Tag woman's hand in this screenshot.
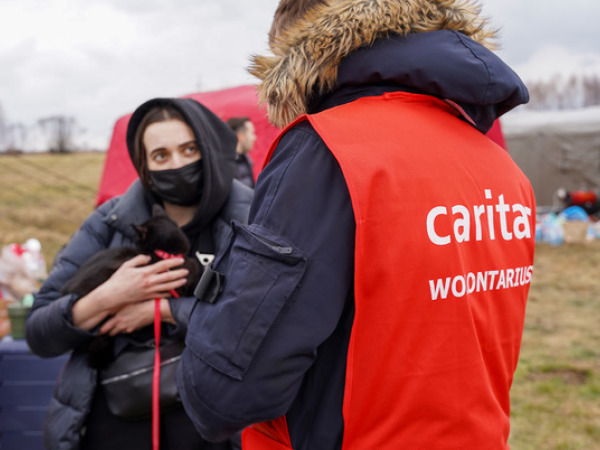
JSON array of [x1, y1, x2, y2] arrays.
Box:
[[99, 300, 154, 335], [101, 254, 188, 308], [72, 255, 187, 331], [99, 298, 175, 336]]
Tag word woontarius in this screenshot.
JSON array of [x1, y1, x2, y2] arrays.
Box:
[[426, 189, 533, 301]]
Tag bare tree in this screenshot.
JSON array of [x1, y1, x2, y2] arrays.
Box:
[[583, 75, 600, 107], [7, 122, 28, 151], [524, 73, 600, 111], [0, 103, 8, 152], [38, 115, 79, 153]]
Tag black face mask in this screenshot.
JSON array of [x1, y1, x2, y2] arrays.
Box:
[[149, 160, 204, 206]]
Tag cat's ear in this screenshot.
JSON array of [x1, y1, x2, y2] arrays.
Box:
[[132, 224, 147, 242], [152, 204, 168, 218]]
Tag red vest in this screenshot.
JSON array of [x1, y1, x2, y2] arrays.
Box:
[[243, 93, 535, 449]]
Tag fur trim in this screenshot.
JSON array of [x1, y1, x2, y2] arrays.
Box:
[[249, 0, 497, 128]]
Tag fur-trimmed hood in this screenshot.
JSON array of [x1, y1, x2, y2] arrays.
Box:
[[250, 0, 527, 130]]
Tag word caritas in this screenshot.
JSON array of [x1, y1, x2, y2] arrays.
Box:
[[426, 189, 532, 246]]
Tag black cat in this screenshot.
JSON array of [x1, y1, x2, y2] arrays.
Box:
[[62, 204, 200, 369]]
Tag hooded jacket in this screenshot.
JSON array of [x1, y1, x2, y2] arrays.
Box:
[[178, 1, 531, 448], [26, 98, 253, 449]]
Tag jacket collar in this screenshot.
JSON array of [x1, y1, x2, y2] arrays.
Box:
[[102, 180, 153, 240]]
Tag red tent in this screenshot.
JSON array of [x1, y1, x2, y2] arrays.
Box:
[[96, 85, 508, 206], [486, 120, 506, 150], [96, 85, 281, 206]]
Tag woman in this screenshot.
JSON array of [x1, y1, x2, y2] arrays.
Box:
[[26, 97, 253, 449]]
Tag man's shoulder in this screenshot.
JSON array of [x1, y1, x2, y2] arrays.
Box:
[[284, 119, 321, 139], [272, 119, 328, 158]]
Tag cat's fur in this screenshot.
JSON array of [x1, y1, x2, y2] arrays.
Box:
[[62, 204, 200, 369]]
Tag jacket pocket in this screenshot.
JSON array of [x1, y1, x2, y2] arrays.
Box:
[[186, 222, 307, 380]]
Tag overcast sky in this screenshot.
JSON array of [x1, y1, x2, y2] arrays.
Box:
[[1, 0, 599, 150]]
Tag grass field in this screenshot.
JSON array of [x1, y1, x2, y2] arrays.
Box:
[[0, 152, 104, 268], [1, 152, 599, 448]]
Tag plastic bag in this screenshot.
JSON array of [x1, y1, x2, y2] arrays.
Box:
[[539, 213, 564, 246], [0, 239, 47, 301], [558, 206, 589, 222]]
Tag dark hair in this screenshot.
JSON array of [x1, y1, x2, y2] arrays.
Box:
[[226, 117, 251, 133], [268, 0, 325, 44], [132, 106, 187, 186]]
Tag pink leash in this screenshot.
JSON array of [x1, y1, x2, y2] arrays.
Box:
[[152, 297, 161, 450], [152, 251, 182, 450]]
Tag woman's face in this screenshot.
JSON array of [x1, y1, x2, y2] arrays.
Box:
[[143, 119, 201, 171]]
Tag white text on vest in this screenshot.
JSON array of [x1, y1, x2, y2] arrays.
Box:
[[426, 189, 532, 246]]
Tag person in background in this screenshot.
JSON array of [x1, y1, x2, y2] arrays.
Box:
[[26, 97, 252, 450], [178, 0, 536, 448], [226, 117, 257, 188]]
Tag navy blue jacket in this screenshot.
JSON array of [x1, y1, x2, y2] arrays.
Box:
[[178, 30, 529, 449]]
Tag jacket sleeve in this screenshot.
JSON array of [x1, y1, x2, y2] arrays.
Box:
[[26, 202, 116, 357], [177, 122, 355, 441]]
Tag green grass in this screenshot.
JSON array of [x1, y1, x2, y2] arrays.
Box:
[[509, 242, 600, 449], [1, 152, 599, 448], [0, 152, 104, 268]]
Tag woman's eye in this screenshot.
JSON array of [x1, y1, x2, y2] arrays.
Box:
[[153, 152, 167, 162], [184, 145, 198, 155]]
